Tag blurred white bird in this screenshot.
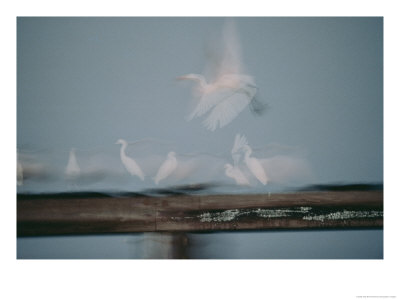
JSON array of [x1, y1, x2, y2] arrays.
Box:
[[223, 134, 251, 186], [116, 139, 145, 181], [259, 155, 313, 185], [231, 134, 268, 185], [231, 133, 248, 166], [154, 151, 177, 185], [65, 148, 81, 180], [17, 157, 23, 186], [178, 19, 260, 131], [224, 163, 250, 186], [242, 144, 268, 185], [233, 137, 313, 185], [16, 151, 51, 184]]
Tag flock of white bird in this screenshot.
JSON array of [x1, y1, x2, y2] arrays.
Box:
[[17, 20, 311, 190], [115, 20, 268, 187], [63, 134, 269, 187]]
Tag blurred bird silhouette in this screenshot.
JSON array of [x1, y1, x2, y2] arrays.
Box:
[[224, 134, 251, 186], [16, 150, 51, 186], [178, 19, 265, 131], [224, 163, 250, 186], [63, 147, 113, 188], [154, 151, 178, 185], [65, 148, 81, 181], [116, 139, 145, 181], [242, 144, 268, 185], [151, 150, 227, 187], [233, 137, 314, 186], [17, 156, 23, 186], [230, 134, 268, 185]]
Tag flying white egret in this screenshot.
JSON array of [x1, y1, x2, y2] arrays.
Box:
[[154, 151, 178, 185], [224, 163, 250, 186], [116, 139, 145, 181], [65, 148, 81, 180], [178, 19, 260, 131]]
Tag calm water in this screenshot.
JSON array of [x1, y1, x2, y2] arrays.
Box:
[[17, 229, 383, 259]]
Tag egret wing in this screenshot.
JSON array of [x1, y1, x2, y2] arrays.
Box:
[[187, 87, 238, 120], [232, 134, 248, 154], [203, 91, 252, 131]]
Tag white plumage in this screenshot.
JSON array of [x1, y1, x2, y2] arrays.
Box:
[[224, 133, 251, 186], [178, 20, 258, 131], [65, 148, 81, 179], [116, 139, 145, 181], [17, 158, 23, 186], [242, 144, 268, 185], [154, 151, 178, 185], [231, 133, 248, 166], [224, 163, 250, 186], [230, 134, 269, 185]]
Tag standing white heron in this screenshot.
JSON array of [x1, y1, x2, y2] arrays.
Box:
[[242, 144, 268, 185], [154, 151, 177, 185], [230, 134, 268, 185], [178, 19, 260, 131], [65, 148, 81, 180], [116, 139, 145, 181]]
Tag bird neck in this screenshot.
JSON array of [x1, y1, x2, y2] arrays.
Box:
[[68, 151, 77, 164], [188, 74, 208, 91], [120, 143, 127, 158]]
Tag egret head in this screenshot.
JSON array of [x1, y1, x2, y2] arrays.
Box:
[[115, 139, 126, 146], [177, 74, 207, 88], [177, 74, 199, 81], [168, 151, 176, 158]]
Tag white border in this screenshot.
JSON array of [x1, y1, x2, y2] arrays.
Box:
[[3, 1, 398, 299]]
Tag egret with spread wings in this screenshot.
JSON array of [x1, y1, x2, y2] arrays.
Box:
[[178, 19, 264, 131]]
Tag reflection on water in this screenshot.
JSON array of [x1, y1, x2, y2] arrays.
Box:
[[17, 229, 383, 259], [187, 229, 383, 259]]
